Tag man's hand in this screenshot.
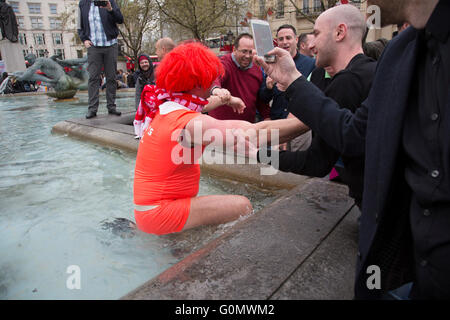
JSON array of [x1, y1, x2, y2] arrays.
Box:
[[266, 76, 275, 90], [103, 0, 113, 11], [253, 47, 302, 89], [228, 96, 246, 114], [211, 87, 231, 103], [210, 88, 245, 113], [84, 40, 93, 48], [276, 82, 288, 92]]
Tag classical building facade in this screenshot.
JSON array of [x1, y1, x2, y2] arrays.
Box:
[[248, 0, 395, 42], [8, 0, 84, 60]]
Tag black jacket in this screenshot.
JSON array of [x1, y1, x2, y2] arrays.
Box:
[[77, 0, 123, 43], [267, 54, 376, 207], [282, 3, 450, 298], [133, 54, 155, 110]]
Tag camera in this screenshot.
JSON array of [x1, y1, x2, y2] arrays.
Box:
[[94, 1, 108, 6]]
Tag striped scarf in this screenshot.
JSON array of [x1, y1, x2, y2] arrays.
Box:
[[133, 85, 208, 138]]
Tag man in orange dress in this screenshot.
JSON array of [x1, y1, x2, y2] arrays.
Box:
[[133, 42, 309, 235]]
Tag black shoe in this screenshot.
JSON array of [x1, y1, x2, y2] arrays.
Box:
[[108, 109, 121, 116], [85, 111, 97, 119]]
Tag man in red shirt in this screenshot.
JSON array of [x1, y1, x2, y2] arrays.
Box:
[[208, 33, 270, 123]]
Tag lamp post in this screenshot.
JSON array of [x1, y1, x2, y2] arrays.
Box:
[[226, 30, 234, 45]]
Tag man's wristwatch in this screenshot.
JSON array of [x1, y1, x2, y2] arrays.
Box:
[[256, 148, 272, 165], [209, 86, 220, 96]]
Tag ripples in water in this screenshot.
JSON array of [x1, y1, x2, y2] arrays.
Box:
[[0, 94, 276, 299]]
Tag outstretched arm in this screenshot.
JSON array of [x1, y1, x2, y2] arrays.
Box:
[[285, 77, 368, 157], [258, 135, 340, 178], [253, 117, 309, 145], [253, 47, 368, 157], [184, 114, 308, 148]]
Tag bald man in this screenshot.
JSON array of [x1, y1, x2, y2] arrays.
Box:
[[311, 4, 367, 75], [255, 4, 376, 210], [155, 37, 175, 61]]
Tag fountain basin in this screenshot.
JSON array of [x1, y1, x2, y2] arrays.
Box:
[[52, 105, 359, 300]]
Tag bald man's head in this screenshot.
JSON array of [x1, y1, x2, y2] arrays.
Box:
[[311, 4, 366, 69], [155, 37, 176, 61], [317, 4, 366, 44]]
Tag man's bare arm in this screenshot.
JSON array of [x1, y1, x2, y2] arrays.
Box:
[[255, 117, 310, 145], [184, 115, 309, 148]]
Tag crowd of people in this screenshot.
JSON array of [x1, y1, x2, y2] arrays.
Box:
[[76, 0, 449, 300], [0, 72, 38, 94]]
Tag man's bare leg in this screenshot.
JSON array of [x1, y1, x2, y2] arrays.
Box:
[[182, 195, 253, 231]]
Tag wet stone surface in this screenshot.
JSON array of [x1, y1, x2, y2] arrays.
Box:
[[122, 178, 356, 300]]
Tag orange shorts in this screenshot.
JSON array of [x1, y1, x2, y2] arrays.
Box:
[[134, 198, 191, 235]]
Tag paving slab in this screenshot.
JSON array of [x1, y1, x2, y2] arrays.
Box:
[[52, 112, 139, 153], [121, 178, 355, 300], [270, 206, 360, 300]]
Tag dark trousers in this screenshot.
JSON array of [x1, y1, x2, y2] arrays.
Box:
[[87, 44, 118, 113]]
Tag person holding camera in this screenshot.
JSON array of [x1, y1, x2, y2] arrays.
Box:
[[77, 0, 124, 119]]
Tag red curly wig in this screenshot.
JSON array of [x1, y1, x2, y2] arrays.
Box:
[[155, 42, 224, 93]]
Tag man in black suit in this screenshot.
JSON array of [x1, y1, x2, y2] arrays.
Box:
[[254, 0, 449, 299]]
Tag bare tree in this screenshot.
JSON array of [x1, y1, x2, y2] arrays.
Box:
[[116, 0, 158, 60], [59, 2, 83, 46], [155, 0, 247, 40], [285, 0, 338, 23]]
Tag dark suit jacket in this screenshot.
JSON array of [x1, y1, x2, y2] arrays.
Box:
[[285, 26, 426, 299]]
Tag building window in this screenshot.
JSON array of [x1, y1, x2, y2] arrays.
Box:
[[303, 0, 310, 14], [37, 49, 46, 57], [10, 2, 20, 13], [54, 49, 65, 60], [19, 33, 27, 45], [27, 3, 41, 14], [30, 17, 43, 29], [351, 0, 362, 8], [49, 18, 62, 29], [52, 33, 63, 45], [33, 33, 45, 45], [23, 49, 29, 58], [49, 3, 57, 14], [276, 0, 284, 18], [313, 0, 321, 12], [259, 0, 266, 17], [16, 16, 25, 28]]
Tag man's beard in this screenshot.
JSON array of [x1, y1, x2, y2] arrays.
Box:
[[316, 35, 336, 70]]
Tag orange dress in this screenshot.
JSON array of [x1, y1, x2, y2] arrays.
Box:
[[133, 102, 203, 235]]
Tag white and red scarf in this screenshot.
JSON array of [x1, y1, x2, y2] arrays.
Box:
[[133, 85, 208, 138]]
